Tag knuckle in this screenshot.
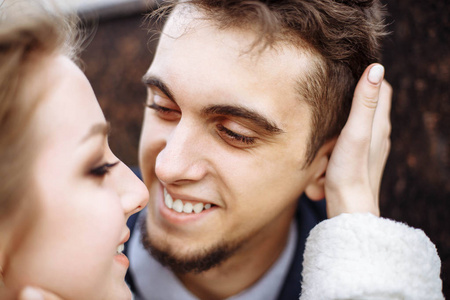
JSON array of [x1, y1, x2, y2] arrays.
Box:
[[361, 95, 379, 109]]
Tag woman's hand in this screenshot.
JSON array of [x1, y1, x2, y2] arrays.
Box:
[[325, 64, 392, 218], [18, 286, 62, 300]]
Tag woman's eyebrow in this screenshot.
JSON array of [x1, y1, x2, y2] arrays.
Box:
[[80, 122, 110, 144]]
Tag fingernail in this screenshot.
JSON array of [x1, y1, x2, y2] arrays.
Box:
[[21, 287, 44, 300], [368, 64, 384, 84]]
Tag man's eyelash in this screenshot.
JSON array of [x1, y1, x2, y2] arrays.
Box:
[[146, 103, 172, 113], [216, 124, 255, 145], [90, 161, 119, 177], [146, 102, 255, 145]]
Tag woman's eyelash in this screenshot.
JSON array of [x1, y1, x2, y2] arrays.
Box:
[[90, 161, 119, 177], [216, 124, 255, 145]]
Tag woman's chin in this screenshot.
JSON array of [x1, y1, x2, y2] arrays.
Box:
[[104, 279, 133, 300]]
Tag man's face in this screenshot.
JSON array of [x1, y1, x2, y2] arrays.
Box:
[[138, 7, 322, 270]]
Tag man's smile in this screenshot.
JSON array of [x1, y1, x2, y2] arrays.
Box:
[[157, 185, 220, 226], [164, 187, 214, 214]]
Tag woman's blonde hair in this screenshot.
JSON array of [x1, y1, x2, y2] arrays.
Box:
[[0, 0, 81, 217]]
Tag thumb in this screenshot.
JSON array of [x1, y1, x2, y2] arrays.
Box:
[[18, 286, 63, 300], [344, 63, 385, 143]]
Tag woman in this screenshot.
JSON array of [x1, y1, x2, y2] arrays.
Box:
[[0, 1, 148, 299]]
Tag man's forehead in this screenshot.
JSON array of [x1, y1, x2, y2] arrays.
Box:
[[164, 3, 316, 62], [160, 10, 315, 81]]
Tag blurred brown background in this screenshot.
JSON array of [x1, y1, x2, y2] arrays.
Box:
[[79, 0, 449, 297]]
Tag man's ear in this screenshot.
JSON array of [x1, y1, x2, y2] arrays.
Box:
[[304, 138, 337, 201]]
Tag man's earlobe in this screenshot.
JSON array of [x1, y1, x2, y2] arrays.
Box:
[[304, 139, 337, 201]]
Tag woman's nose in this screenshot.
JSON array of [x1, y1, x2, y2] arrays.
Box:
[[118, 163, 149, 218]]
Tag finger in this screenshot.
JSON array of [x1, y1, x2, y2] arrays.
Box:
[[343, 64, 385, 143], [370, 80, 392, 161], [378, 80, 393, 120], [371, 80, 392, 151], [372, 80, 392, 137], [18, 286, 63, 300], [369, 80, 392, 198]]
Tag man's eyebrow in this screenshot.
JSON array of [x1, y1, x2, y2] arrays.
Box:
[[142, 74, 176, 102], [141, 75, 282, 134], [81, 122, 110, 144], [202, 105, 284, 134]]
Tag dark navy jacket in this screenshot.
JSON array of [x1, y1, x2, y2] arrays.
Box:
[[125, 168, 327, 300]]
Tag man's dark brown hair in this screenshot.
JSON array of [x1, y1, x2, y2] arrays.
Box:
[[152, 0, 387, 165]]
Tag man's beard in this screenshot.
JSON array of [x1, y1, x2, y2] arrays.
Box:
[[140, 218, 242, 274]]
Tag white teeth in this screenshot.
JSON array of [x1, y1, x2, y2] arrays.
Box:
[[163, 188, 213, 214], [183, 202, 193, 213], [164, 190, 173, 209], [116, 244, 124, 254], [172, 199, 183, 213], [193, 203, 204, 214]]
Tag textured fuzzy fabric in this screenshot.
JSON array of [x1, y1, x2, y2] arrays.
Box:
[[300, 213, 443, 300]]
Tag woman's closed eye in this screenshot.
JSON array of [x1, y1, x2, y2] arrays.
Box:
[[90, 161, 119, 177]]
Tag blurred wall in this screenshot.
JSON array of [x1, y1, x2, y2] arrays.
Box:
[[80, 9, 158, 167], [380, 1, 449, 296], [80, 0, 449, 296]]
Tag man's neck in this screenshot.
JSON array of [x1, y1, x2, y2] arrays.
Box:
[[176, 209, 296, 300]]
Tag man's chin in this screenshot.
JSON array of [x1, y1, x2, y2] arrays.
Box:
[[140, 219, 241, 274]]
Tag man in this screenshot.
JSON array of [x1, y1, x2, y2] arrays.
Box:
[[127, 0, 390, 299]]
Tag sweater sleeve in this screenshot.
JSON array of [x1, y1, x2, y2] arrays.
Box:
[[300, 213, 444, 300]]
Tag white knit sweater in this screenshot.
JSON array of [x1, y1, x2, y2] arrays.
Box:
[[300, 213, 444, 300]]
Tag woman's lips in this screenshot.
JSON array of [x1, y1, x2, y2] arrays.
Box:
[[114, 230, 130, 267], [114, 252, 129, 268]]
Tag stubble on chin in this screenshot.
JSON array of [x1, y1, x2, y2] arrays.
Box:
[[139, 218, 242, 274]]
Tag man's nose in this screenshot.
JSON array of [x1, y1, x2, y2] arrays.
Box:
[[155, 120, 208, 185]]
